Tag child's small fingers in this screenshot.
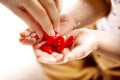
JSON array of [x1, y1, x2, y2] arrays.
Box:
[[19, 36, 35, 45], [51, 52, 64, 61], [20, 30, 31, 37], [26, 28, 35, 33], [37, 52, 57, 64], [33, 41, 46, 49]]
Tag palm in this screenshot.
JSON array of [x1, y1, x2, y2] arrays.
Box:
[[63, 29, 97, 62], [19, 14, 76, 64]]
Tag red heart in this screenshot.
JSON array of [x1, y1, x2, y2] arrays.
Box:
[[39, 32, 75, 54], [53, 36, 65, 47], [40, 45, 53, 54], [66, 36, 75, 47]]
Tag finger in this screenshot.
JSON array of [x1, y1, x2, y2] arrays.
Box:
[[20, 29, 31, 37], [38, 0, 60, 32], [34, 49, 57, 63], [50, 48, 70, 64], [34, 48, 66, 64], [61, 48, 71, 63], [33, 41, 46, 49], [51, 52, 63, 61], [38, 56, 56, 64], [7, 4, 44, 38], [20, 28, 35, 38], [1, 1, 44, 37], [33, 43, 59, 63], [21, 0, 55, 36], [54, 0, 63, 12], [20, 28, 43, 45], [62, 48, 70, 55], [19, 36, 36, 45]]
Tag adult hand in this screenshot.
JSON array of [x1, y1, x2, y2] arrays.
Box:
[[1, 0, 62, 37]]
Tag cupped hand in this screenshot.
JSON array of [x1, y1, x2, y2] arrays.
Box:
[[33, 28, 97, 64], [32, 14, 77, 64], [19, 13, 80, 64], [33, 42, 65, 64], [19, 8, 96, 64], [19, 28, 66, 64], [19, 28, 98, 64], [1, 0, 62, 37], [63, 29, 98, 62]]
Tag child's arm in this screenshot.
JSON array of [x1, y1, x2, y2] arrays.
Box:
[[95, 30, 120, 61]]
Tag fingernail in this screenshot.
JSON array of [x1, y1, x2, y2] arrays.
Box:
[[36, 30, 43, 39], [47, 29, 55, 36], [55, 25, 60, 32], [51, 29, 55, 36]]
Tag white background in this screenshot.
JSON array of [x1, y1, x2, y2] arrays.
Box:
[[0, 3, 45, 80]]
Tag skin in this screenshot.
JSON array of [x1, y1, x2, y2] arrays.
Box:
[[60, 0, 109, 31], [19, 0, 113, 64], [64, 29, 120, 62], [20, 28, 120, 64], [1, 0, 62, 37], [19, 15, 76, 64]]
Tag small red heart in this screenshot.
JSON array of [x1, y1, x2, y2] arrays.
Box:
[[66, 36, 75, 47], [42, 32, 50, 40], [39, 31, 75, 54], [53, 36, 65, 47], [56, 41, 66, 53], [40, 45, 53, 54]]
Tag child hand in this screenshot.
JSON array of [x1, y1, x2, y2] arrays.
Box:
[[19, 28, 66, 64], [63, 29, 120, 62], [63, 29, 98, 62], [19, 28, 97, 64]]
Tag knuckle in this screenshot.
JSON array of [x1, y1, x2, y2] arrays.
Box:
[[17, 0, 27, 6], [39, 9, 46, 15], [20, 0, 33, 7]]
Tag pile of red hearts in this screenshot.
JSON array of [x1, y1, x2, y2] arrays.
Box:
[[40, 32, 75, 54]]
